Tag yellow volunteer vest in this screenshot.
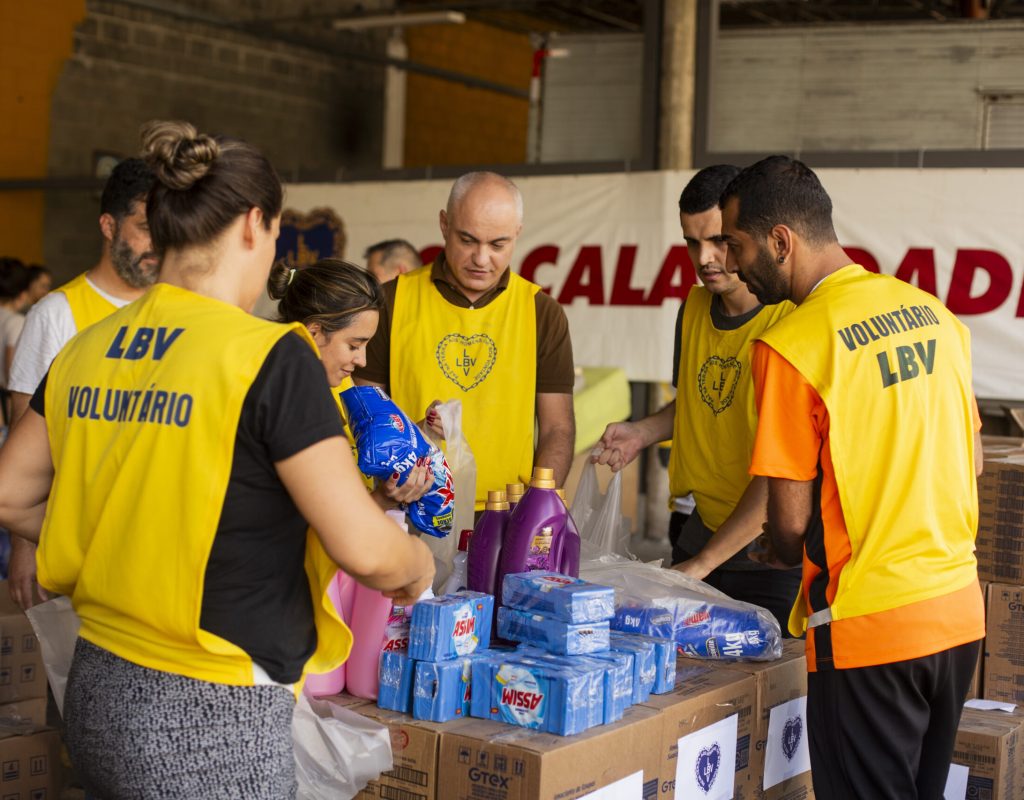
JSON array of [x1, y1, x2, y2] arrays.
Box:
[[38, 284, 352, 685], [669, 287, 793, 530], [760, 264, 979, 628], [57, 272, 119, 331], [333, 376, 375, 492], [391, 264, 539, 510]]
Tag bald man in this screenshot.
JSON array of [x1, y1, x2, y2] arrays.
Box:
[[356, 171, 575, 509]]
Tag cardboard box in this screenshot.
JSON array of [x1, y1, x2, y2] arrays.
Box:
[[0, 590, 46, 704], [983, 583, 1024, 704], [0, 727, 62, 800], [952, 707, 1023, 800], [718, 640, 814, 800], [641, 662, 756, 799], [351, 703, 472, 800], [976, 448, 1024, 585], [437, 705, 663, 800], [0, 698, 48, 730]]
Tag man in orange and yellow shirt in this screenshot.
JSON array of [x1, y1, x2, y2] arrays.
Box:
[[720, 155, 984, 799]]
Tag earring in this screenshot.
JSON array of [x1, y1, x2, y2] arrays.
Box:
[[777, 256, 786, 264]]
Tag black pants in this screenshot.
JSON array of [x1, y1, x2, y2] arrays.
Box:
[[807, 639, 981, 800], [670, 512, 802, 638]]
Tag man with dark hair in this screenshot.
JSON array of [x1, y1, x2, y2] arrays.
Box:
[[7, 157, 157, 610], [594, 165, 798, 633], [722, 155, 984, 798], [364, 239, 422, 284]]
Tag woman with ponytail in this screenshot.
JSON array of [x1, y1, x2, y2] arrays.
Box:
[[267, 258, 432, 507], [0, 121, 434, 798]]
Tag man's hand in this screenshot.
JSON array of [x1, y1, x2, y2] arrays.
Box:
[[8, 537, 49, 611], [747, 527, 799, 570], [592, 421, 648, 472], [672, 555, 713, 581]]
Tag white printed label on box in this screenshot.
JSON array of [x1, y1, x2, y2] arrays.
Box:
[[943, 763, 969, 800], [675, 713, 738, 800], [763, 696, 811, 789], [579, 770, 643, 800]]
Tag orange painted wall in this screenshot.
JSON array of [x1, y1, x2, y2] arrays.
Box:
[[404, 21, 532, 168], [0, 1, 85, 262]]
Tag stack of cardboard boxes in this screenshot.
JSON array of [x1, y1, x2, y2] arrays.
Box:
[[0, 587, 63, 800], [950, 436, 1024, 799], [328, 639, 813, 800]]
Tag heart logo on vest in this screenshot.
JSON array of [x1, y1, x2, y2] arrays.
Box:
[[695, 743, 721, 793], [782, 716, 802, 761], [697, 356, 742, 416], [436, 333, 498, 392]]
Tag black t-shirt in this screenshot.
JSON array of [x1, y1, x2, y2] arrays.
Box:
[[32, 332, 344, 683]]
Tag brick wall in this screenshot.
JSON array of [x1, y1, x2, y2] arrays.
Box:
[[404, 21, 532, 168], [43, 0, 386, 279]]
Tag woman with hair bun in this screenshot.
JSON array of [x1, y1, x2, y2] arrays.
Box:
[[0, 121, 434, 799], [267, 258, 432, 507]]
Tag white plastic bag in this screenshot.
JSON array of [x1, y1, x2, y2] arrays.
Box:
[[293, 693, 393, 800], [25, 595, 81, 716], [580, 553, 782, 661], [570, 461, 632, 558], [421, 399, 476, 590]]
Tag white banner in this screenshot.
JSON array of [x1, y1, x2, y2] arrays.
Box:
[[283, 168, 1024, 400]]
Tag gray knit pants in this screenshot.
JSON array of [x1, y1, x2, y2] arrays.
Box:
[[64, 638, 296, 799]]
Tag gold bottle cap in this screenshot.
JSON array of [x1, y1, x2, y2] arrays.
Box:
[[554, 488, 566, 501], [506, 482, 526, 502], [485, 489, 510, 511], [530, 466, 557, 489]]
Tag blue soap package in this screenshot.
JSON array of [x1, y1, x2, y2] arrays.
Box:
[[609, 631, 676, 694], [412, 652, 485, 722], [517, 645, 624, 725], [496, 606, 609, 655], [409, 591, 493, 662], [577, 649, 635, 721], [469, 655, 592, 735], [613, 605, 674, 640], [340, 385, 454, 538], [608, 635, 656, 704], [502, 571, 615, 623], [378, 650, 416, 713]]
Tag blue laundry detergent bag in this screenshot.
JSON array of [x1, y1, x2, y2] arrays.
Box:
[[340, 385, 454, 537]]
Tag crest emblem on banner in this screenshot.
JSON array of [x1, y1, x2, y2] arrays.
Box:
[[275, 207, 346, 267]]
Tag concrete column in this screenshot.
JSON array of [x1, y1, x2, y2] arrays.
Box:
[[658, 0, 698, 169], [382, 30, 407, 169]]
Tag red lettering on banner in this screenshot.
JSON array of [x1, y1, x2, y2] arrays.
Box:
[[843, 247, 879, 273], [645, 245, 696, 305], [894, 248, 938, 297], [609, 246, 647, 305], [946, 249, 1013, 315], [520, 245, 559, 295], [1018, 284, 1024, 319], [557, 246, 605, 305]]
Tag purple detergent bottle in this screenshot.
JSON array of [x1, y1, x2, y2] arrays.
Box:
[[467, 490, 510, 596], [554, 488, 581, 579], [496, 467, 568, 596]]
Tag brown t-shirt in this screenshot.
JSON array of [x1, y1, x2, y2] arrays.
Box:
[[356, 256, 574, 394]]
